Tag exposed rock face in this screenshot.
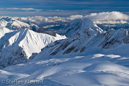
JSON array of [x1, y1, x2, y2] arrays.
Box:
[[39, 18, 129, 56], [99, 29, 128, 49], [60, 18, 103, 38], [0, 47, 27, 69]]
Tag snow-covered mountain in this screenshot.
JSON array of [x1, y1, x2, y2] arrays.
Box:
[[36, 18, 103, 57], [67, 11, 129, 31], [35, 18, 129, 59], [1, 12, 129, 86], [17, 16, 69, 35], [60, 18, 103, 37], [0, 28, 66, 68], [0, 12, 129, 35], [0, 16, 68, 36], [13, 18, 129, 86], [1, 18, 129, 86]]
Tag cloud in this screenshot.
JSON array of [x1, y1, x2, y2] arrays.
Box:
[[6, 8, 42, 11], [0, 8, 128, 20], [67, 15, 83, 20], [66, 11, 129, 20], [85, 11, 129, 20]]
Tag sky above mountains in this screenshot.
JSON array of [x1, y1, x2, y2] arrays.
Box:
[[0, 0, 129, 16]]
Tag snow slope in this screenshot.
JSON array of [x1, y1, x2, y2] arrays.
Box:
[[1, 53, 129, 86], [0, 27, 11, 39], [0, 28, 66, 68], [1, 15, 129, 86]]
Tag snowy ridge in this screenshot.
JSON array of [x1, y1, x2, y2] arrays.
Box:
[[60, 18, 103, 38], [0, 28, 66, 68], [37, 18, 103, 57], [35, 18, 129, 59]]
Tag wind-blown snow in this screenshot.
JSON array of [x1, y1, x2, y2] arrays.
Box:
[[1, 53, 129, 86]]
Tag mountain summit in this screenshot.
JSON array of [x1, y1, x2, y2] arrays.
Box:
[[60, 18, 103, 38], [35, 18, 129, 60], [0, 28, 66, 68]]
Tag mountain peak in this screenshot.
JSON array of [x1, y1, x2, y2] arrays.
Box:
[[0, 28, 66, 68], [60, 18, 103, 38]]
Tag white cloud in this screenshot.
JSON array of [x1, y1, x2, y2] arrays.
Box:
[[67, 11, 129, 20], [6, 8, 42, 11], [85, 11, 129, 20], [67, 15, 83, 20]]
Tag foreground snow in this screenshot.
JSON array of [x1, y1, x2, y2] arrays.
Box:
[[0, 53, 129, 86]]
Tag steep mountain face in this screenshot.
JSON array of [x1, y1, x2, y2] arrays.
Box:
[[35, 18, 129, 60], [0, 28, 66, 68], [99, 29, 129, 49], [60, 18, 103, 38]]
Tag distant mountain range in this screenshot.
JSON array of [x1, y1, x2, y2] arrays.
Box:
[[0, 11, 129, 36]]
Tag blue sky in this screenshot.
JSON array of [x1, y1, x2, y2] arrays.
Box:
[[0, 0, 128, 16]]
